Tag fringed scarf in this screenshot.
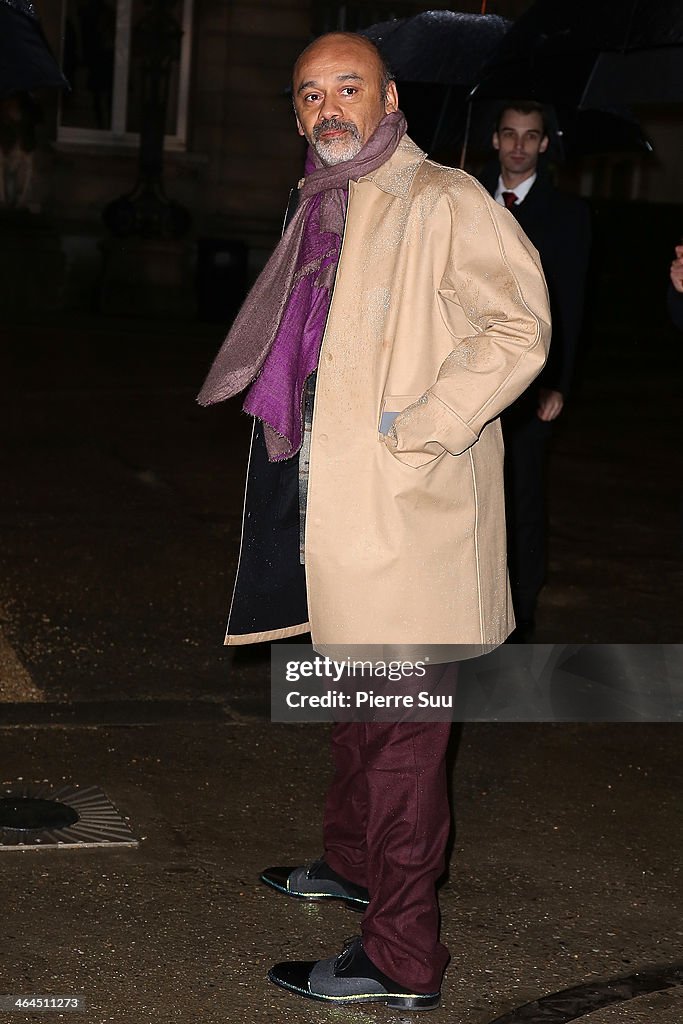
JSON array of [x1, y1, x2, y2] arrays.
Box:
[[197, 111, 407, 461]]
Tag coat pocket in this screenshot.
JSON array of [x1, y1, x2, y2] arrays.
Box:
[[379, 394, 423, 435]]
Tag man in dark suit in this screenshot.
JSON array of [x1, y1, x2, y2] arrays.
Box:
[[479, 101, 591, 640]]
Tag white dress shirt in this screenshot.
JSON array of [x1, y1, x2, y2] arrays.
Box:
[[494, 172, 537, 207]]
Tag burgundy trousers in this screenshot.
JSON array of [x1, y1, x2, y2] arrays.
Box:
[[323, 715, 452, 993]]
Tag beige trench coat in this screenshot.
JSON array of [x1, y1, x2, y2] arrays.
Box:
[[227, 136, 551, 657]]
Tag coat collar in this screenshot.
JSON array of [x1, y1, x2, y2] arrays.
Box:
[[357, 134, 427, 198]]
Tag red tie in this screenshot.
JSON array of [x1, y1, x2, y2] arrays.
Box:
[[502, 191, 518, 209]]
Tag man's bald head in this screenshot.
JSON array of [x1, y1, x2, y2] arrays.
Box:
[[293, 32, 394, 100], [292, 32, 398, 166]]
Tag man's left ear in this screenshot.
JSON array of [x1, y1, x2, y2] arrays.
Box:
[[540, 134, 550, 153], [384, 81, 399, 114]]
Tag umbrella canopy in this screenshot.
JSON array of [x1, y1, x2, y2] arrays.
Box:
[[489, 0, 683, 53], [474, 0, 683, 106], [581, 47, 682, 107], [0, 0, 70, 96], [361, 10, 511, 87], [361, 10, 511, 155], [2, 0, 39, 15]]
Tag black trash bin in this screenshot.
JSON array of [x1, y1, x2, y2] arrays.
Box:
[[196, 237, 248, 324]]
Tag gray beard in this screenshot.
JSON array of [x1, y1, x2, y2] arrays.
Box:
[[312, 118, 362, 166]]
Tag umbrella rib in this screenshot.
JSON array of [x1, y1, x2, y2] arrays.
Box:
[[622, 0, 641, 52], [578, 56, 601, 109], [430, 83, 453, 154]]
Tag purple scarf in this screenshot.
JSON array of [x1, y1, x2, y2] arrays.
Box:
[[197, 111, 407, 461]]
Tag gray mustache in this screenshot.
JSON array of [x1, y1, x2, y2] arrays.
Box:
[[313, 118, 360, 141]]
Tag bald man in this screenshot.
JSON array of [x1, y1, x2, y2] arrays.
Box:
[[199, 32, 551, 1011]]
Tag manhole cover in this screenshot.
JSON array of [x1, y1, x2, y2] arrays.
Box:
[[0, 782, 138, 850], [0, 797, 79, 831]]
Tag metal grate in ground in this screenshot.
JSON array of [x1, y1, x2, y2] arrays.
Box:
[[0, 781, 138, 850]]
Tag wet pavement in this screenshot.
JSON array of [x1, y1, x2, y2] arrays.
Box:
[[0, 313, 681, 1022], [1, 716, 681, 1023]]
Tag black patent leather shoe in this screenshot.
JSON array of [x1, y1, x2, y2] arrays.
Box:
[[259, 857, 370, 911], [268, 936, 441, 1010]]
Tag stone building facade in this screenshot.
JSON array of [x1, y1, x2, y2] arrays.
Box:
[[6, 0, 680, 316]]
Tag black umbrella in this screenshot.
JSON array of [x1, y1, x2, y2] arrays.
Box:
[[474, 0, 683, 107], [361, 10, 511, 87], [361, 10, 511, 155], [485, 0, 683, 55], [581, 46, 682, 107], [0, 0, 70, 96]]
